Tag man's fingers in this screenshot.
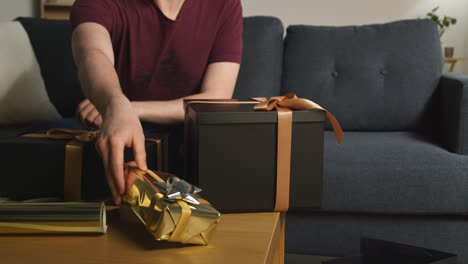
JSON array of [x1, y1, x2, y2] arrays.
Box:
[[76, 99, 91, 119], [93, 115, 103, 128], [126, 161, 137, 167], [125, 134, 146, 196], [105, 164, 122, 205], [109, 135, 126, 195], [132, 133, 147, 171], [86, 109, 100, 128], [77, 99, 90, 112], [96, 139, 121, 205], [76, 105, 89, 129], [78, 103, 96, 128], [124, 162, 138, 194]]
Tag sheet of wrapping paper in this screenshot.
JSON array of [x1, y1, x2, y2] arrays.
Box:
[[123, 167, 222, 245]]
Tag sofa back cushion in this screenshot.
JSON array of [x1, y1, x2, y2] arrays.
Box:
[[233, 16, 284, 99], [16, 17, 84, 118], [0, 21, 61, 124], [282, 19, 443, 131]]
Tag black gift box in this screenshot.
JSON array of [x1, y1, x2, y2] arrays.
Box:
[[323, 238, 457, 264], [185, 102, 326, 212], [0, 132, 168, 201]]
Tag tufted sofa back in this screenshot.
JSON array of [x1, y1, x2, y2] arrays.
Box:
[[233, 16, 284, 99], [281, 19, 443, 131], [10, 17, 443, 132]]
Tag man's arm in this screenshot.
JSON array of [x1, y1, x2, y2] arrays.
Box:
[[132, 62, 240, 124], [72, 22, 147, 205]]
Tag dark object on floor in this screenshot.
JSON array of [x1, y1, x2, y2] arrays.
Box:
[[323, 238, 457, 264]]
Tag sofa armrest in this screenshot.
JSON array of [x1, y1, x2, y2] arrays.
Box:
[[439, 72, 468, 155]]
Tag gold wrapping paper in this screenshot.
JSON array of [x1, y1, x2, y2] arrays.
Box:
[[123, 167, 222, 245], [0, 202, 107, 234]]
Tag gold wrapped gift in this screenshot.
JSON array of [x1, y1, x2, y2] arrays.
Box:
[[123, 167, 222, 245]]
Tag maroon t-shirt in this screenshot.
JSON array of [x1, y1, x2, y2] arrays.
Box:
[[70, 0, 243, 101]]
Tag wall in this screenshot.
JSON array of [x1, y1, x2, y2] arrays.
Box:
[[242, 0, 468, 74], [0, 0, 37, 22]]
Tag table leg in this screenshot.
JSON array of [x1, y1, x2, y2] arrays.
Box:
[[272, 213, 285, 264], [449, 61, 457, 72]]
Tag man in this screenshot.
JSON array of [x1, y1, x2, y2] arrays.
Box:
[[70, 0, 243, 204]]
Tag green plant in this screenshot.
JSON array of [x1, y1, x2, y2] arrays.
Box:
[[425, 6, 457, 37]]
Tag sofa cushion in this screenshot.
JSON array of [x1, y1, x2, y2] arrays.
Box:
[[321, 131, 468, 214], [0, 21, 61, 125], [16, 17, 84, 118], [282, 19, 443, 131], [233, 16, 284, 99]]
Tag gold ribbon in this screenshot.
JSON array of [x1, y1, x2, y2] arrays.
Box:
[[252, 93, 343, 211], [252, 93, 343, 143], [145, 169, 192, 242], [185, 95, 343, 212], [22, 129, 100, 202]]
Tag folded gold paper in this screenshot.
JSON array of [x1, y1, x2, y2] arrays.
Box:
[[0, 202, 107, 234], [123, 167, 222, 245]]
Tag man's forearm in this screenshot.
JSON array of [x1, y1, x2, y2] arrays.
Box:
[[76, 49, 128, 114], [132, 62, 240, 124], [72, 23, 129, 115], [132, 92, 231, 124]]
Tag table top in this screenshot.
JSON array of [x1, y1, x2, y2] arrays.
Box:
[[0, 207, 283, 264]]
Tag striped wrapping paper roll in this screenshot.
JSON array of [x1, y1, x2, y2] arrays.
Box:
[[0, 202, 107, 234]]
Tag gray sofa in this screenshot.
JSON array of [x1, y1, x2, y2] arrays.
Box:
[[2, 17, 468, 262], [238, 17, 468, 263]]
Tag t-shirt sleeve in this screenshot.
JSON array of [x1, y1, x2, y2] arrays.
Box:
[[70, 0, 115, 33], [208, 0, 243, 64]]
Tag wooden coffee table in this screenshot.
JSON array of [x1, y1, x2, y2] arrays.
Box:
[[0, 207, 285, 264]]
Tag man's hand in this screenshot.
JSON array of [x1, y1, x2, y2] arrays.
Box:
[[95, 98, 147, 205], [76, 99, 103, 129], [73, 23, 148, 204]]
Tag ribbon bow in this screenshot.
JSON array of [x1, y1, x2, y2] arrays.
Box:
[[252, 93, 343, 144], [23, 128, 100, 143], [251, 93, 344, 211], [155, 177, 202, 205], [43, 128, 100, 143]]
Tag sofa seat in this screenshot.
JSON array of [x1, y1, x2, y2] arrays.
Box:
[[322, 131, 468, 214]]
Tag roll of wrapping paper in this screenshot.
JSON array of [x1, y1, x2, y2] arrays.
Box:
[[123, 167, 222, 245], [0, 202, 107, 234]]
